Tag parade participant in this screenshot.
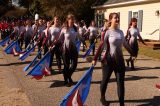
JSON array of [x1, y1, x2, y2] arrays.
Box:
[[78, 21, 86, 52], [59, 14, 85, 87], [101, 19, 109, 41], [24, 19, 33, 49], [92, 13, 134, 106], [81, 20, 88, 31], [125, 18, 146, 70], [33, 18, 46, 59], [86, 20, 99, 55], [37, 18, 46, 59], [49, 16, 62, 71], [41, 21, 51, 55], [10, 20, 20, 40], [98, 19, 109, 61], [18, 20, 26, 50]]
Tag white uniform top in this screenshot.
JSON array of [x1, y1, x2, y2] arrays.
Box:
[[60, 27, 78, 49], [129, 27, 140, 40], [25, 25, 33, 38], [88, 26, 98, 39], [78, 27, 86, 37], [49, 26, 61, 42], [19, 26, 25, 34]]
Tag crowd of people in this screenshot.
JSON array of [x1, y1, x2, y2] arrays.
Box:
[[0, 13, 150, 106]]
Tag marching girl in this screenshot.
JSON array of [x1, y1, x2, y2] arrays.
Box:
[[86, 20, 99, 55], [125, 18, 146, 70], [78, 21, 87, 52], [33, 18, 46, 59], [10, 20, 20, 40], [59, 14, 85, 87], [49, 16, 62, 71], [41, 21, 51, 55], [18, 20, 26, 50], [24, 19, 34, 49], [92, 13, 134, 106]]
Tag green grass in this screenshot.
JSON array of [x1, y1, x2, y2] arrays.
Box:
[[138, 47, 160, 59]]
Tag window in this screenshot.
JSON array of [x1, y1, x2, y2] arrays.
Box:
[[132, 11, 139, 19], [128, 10, 143, 32], [97, 13, 104, 28]]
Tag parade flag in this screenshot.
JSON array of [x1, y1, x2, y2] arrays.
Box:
[[4, 40, 21, 55], [27, 52, 51, 80], [60, 66, 94, 106], [19, 44, 36, 61], [156, 84, 160, 90], [0, 36, 9, 46], [82, 43, 95, 59], [23, 50, 42, 72], [76, 40, 81, 53]]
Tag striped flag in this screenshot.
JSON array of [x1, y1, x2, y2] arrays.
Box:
[[60, 66, 94, 106], [27, 52, 51, 80], [23, 50, 42, 72], [19, 44, 36, 61], [82, 43, 95, 59], [4, 40, 21, 55]]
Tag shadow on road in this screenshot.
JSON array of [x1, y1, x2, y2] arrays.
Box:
[[126, 66, 160, 72], [91, 75, 158, 84], [0, 61, 31, 66], [49, 80, 78, 88], [109, 96, 160, 106]]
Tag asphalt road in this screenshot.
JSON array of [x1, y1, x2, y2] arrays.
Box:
[[0, 47, 160, 106]]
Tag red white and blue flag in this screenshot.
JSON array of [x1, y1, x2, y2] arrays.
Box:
[[23, 50, 42, 72], [19, 44, 36, 61], [156, 84, 160, 90], [60, 66, 94, 106], [4, 40, 21, 55], [27, 52, 51, 80]]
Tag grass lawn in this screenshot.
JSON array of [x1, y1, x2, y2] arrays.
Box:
[[138, 46, 160, 59]]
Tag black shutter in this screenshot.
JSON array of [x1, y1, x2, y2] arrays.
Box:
[[117, 12, 120, 28], [95, 13, 98, 27], [128, 11, 132, 27], [138, 10, 143, 32]]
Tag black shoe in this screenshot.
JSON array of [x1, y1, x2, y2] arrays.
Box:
[[100, 98, 110, 106], [66, 82, 72, 87]]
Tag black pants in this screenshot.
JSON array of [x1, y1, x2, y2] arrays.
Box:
[[62, 47, 78, 83], [89, 38, 95, 55], [101, 59, 125, 106], [24, 37, 31, 49], [38, 41, 42, 59], [49, 45, 61, 69], [43, 44, 48, 55], [18, 37, 23, 50]]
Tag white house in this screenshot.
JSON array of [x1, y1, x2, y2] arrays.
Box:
[[93, 0, 160, 41], [11, 0, 19, 6]]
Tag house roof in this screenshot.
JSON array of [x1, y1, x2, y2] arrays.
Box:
[[103, 0, 135, 5], [92, 0, 159, 9]]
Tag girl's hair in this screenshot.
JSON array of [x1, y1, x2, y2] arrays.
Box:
[[64, 14, 77, 32], [108, 12, 119, 27], [51, 16, 59, 25], [129, 18, 137, 28]]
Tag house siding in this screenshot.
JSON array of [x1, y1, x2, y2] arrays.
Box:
[[96, 2, 160, 40]]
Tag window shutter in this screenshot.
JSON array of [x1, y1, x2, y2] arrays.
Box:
[[117, 12, 120, 28], [95, 13, 98, 27], [138, 10, 143, 32], [128, 11, 132, 27]]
